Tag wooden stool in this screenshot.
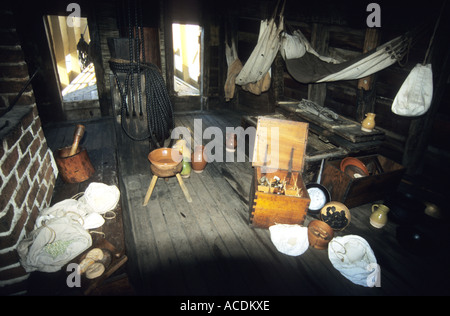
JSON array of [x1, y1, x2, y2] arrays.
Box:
[[143, 162, 192, 206]]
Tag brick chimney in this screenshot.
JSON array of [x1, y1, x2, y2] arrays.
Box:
[[0, 7, 57, 295]]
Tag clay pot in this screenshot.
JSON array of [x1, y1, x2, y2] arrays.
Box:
[[191, 145, 207, 173], [340, 157, 369, 177]]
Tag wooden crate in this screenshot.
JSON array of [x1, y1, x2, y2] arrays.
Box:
[[249, 117, 310, 228], [320, 155, 405, 208]]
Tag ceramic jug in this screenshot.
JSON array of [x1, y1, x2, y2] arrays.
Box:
[[191, 145, 207, 173], [361, 113, 376, 132], [370, 204, 390, 228]]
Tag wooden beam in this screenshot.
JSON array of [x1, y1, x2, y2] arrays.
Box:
[[307, 23, 328, 106], [357, 29, 380, 91], [356, 28, 380, 122]]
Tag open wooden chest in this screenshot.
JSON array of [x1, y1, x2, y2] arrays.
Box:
[[248, 117, 311, 228], [320, 155, 405, 208]]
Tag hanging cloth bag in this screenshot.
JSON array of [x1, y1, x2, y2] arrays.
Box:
[[391, 63, 433, 116], [391, 1, 445, 117]]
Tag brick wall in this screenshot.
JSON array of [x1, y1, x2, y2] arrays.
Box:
[[0, 7, 57, 295]]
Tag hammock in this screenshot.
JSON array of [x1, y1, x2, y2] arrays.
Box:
[[234, 0, 285, 86], [226, 0, 411, 97], [282, 30, 411, 83]]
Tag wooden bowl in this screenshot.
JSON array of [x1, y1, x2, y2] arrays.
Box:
[[308, 220, 334, 250], [148, 148, 182, 171], [320, 201, 351, 231], [340, 157, 369, 177]]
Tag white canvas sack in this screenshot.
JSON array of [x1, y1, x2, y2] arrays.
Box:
[[269, 224, 309, 256], [392, 63, 433, 117], [79, 182, 120, 215], [17, 216, 92, 273], [328, 235, 379, 287]]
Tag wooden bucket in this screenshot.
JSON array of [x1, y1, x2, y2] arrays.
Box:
[[55, 146, 95, 183]]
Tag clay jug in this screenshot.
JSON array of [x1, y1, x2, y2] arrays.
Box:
[[191, 145, 207, 173], [370, 204, 390, 228], [361, 113, 376, 132]]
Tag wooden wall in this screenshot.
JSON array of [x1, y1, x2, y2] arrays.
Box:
[[223, 0, 450, 186], [10, 0, 450, 188]]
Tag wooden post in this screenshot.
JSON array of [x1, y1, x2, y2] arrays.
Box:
[[308, 23, 329, 106], [356, 28, 380, 122]]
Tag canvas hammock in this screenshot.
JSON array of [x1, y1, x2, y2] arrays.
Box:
[[234, 14, 284, 86], [224, 0, 284, 101], [282, 29, 411, 83]]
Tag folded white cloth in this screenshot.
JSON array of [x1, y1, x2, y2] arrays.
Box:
[[269, 224, 309, 256]]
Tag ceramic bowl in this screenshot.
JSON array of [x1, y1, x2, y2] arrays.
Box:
[[340, 157, 369, 177], [148, 148, 182, 171], [320, 201, 351, 231]]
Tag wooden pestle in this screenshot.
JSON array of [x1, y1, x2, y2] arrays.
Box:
[[69, 124, 85, 156]]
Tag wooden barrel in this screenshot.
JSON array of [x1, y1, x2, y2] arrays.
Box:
[[55, 146, 95, 183]]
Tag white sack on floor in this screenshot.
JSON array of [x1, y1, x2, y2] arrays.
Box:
[[79, 182, 120, 215], [34, 182, 120, 231], [328, 235, 379, 287], [17, 216, 92, 273], [269, 224, 309, 256], [391, 63, 433, 116]]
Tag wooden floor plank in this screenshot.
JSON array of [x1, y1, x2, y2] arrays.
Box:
[[173, 172, 255, 295], [108, 110, 450, 296]]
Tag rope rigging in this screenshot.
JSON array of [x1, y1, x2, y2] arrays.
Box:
[[109, 0, 174, 148]]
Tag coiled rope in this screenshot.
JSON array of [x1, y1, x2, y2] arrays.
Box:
[[109, 0, 173, 147], [110, 58, 174, 146]]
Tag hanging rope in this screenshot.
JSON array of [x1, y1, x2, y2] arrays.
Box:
[[423, 0, 446, 65], [110, 0, 174, 147]]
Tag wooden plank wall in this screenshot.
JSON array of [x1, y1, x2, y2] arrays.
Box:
[[222, 1, 449, 176]]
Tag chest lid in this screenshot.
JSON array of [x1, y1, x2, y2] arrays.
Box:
[[252, 117, 309, 171]]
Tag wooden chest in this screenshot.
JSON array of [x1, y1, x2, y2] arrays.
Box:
[[320, 155, 405, 208], [248, 117, 311, 228]]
